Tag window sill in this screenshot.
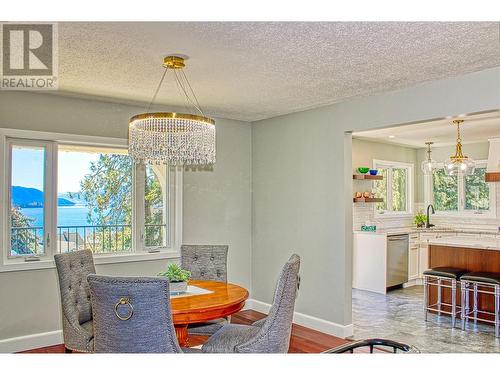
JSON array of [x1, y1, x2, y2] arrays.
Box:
[[374, 213, 414, 219], [0, 250, 179, 273], [433, 212, 497, 219]]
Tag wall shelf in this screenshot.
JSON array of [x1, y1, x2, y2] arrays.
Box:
[[353, 197, 384, 203], [485, 172, 500, 182], [353, 174, 383, 180]]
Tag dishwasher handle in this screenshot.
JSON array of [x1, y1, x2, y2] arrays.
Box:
[[387, 235, 409, 241]]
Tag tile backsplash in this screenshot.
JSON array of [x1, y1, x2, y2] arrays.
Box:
[[353, 186, 500, 232], [352, 203, 414, 230]]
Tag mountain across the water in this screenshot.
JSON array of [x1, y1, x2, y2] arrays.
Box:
[[12, 186, 76, 208], [58, 191, 86, 205]]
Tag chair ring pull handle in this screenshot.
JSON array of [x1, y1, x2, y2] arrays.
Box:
[[115, 297, 134, 321]]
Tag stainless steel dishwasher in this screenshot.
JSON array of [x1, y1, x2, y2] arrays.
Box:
[[386, 234, 409, 288]]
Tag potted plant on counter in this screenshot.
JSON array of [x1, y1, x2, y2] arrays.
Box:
[[413, 210, 427, 228], [158, 264, 191, 294]]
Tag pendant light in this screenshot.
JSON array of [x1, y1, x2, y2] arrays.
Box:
[[421, 141, 437, 174], [444, 119, 475, 176], [128, 56, 216, 166]]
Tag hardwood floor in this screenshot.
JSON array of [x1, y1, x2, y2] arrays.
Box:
[[20, 309, 349, 354], [231, 310, 349, 353]]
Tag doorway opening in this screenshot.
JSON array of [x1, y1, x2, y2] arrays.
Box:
[[350, 110, 500, 352]]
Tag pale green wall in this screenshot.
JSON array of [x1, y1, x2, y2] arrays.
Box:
[[352, 138, 418, 170], [0, 91, 252, 342], [252, 106, 345, 322], [252, 66, 500, 328]]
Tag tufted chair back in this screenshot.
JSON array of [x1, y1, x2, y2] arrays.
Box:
[[87, 275, 182, 353], [54, 249, 96, 352], [55, 249, 96, 325], [236, 254, 300, 353], [181, 245, 228, 282]]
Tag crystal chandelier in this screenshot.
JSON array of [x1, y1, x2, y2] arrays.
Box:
[[129, 56, 216, 165], [421, 141, 437, 174], [444, 119, 475, 176]]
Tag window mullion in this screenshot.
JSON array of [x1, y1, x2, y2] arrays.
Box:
[[387, 168, 393, 212], [458, 174, 465, 212], [46, 141, 58, 257], [407, 166, 412, 214], [133, 164, 145, 253], [425, 172, 432, 207]]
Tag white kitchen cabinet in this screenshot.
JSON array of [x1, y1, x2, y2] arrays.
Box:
[[417, 232, 442, 277], [353, 232, 387, 294], [408, 233, 419, 280], [418, 245, 429, 277], [409, 247, 419, 280]]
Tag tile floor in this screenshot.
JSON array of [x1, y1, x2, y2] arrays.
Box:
[[352, 285, 500, 353]]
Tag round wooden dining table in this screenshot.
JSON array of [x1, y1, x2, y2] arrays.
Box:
[[170, 280, 249, 346]]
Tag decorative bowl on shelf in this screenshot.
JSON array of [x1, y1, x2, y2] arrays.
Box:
[[357, 167, 370, 174], [369, 169, 378, 176]]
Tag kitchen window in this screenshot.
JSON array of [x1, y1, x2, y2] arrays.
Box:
[[373, 160, 414, 216], [0, 129, 182, 272], [426, 160, 495, 216]]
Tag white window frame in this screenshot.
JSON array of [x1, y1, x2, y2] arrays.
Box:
[[0, 128, 183, 272], [373, 159, 414, 217], [424, 160, 496, 218], [6, 139, 57, 261]]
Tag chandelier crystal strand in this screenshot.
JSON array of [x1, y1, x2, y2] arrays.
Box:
[[129, 114, 216, 165], [128, 56, 216, 166]]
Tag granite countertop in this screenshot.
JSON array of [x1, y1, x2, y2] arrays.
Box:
[[428, 236, 500, 251]]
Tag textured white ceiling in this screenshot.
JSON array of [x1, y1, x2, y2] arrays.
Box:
[[353, 111, 500, 148], [58, 22, 500, 122]]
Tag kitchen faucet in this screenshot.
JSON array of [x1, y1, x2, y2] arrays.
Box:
[[426, 204, 435, 228]]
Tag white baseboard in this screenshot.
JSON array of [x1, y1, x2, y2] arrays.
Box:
[[245, 299, 353, 339], [403, 279, 417, 288], [0, 330, 63, 353], [404, 278, 423, 288]]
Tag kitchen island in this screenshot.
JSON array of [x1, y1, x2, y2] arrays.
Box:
[[427, 236, 500, 318]]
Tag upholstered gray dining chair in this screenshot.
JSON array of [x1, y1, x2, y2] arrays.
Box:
[[181, 244, 228, 282], [54, 249, 96, 353], [181, 244, 229, 336], [201, 254, 301, 353], [87, 275, 187, 353]]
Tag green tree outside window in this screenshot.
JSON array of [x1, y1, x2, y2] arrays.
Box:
[[374, 168, 388, 211], [432, 169, 458, 211], [392, 168, 407, 212], [373, 165, 409, 213], [465, 167, 489, 211]]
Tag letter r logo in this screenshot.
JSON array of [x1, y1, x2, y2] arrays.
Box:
[[2, 24, 53, 76]]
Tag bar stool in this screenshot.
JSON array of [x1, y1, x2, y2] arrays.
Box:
[[423, 267, 467, 327], [460, 272, 500, 337]]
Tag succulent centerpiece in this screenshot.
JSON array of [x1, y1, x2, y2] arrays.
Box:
[[158, 263, 191, 294]]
